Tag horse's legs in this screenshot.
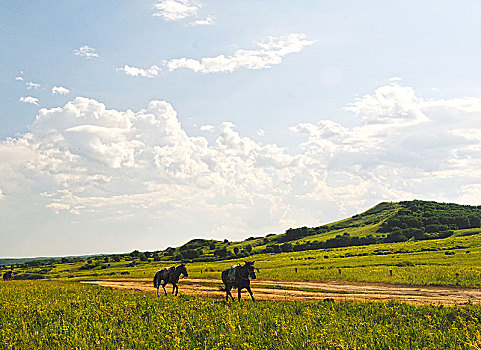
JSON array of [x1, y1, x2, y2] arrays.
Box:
[[226, 286, 234, 301], [172, 283, 178, 296], [162, 282, 168, 296], [246, 285, 255, 301], [156, 286, 159, 297], [238, 287, 243, 302]]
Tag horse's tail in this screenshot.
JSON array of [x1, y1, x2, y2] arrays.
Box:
[[153, 271, 161, 288], [219, 287, 226, 291]]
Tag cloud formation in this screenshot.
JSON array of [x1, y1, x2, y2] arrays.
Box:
[[153, 0, 201, 21], [74, 46, 99, 59], [120, 34, 315, 77], [19, 96, 39, 105], [167, 33, 316, 73], [2, 81, 481, 252], [26, 82, 40, 90], [118, 64, 162, 78], [200, 124, 215, 132], [191, 15, 215, 26], [52, 86, 70, 95]]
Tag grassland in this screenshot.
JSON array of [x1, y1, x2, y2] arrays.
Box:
[[4, 229, 481, 289], [3, 200, 481, 349], [2, 281, 481, 349]]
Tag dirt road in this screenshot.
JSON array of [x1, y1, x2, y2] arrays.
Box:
[[83, 278, 481, 305]]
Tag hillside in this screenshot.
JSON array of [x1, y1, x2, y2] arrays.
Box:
[[3, 200, 481, 267], [3, 199, 481, 288], [159, 200, 481, 261], [2, 200, 480, 268]]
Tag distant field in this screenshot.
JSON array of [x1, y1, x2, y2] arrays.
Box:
[[1, 281, 481, 349], [6, 230, 480, 288], [3, 201, 481, 289]]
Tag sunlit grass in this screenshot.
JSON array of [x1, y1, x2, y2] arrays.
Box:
[[1, 281, 481, 349]]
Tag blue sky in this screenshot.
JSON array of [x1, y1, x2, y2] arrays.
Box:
[[2, 1, 481, 257]]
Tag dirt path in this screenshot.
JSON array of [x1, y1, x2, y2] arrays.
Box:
[[82, 278, 481, 305]]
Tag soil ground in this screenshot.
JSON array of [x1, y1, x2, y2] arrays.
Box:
[[82, 278, 481, 305]]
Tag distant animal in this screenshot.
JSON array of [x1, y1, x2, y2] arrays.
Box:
[[2, 271, 14, 281], [153, 264, 188, 296], [221, 261, 257, 301]]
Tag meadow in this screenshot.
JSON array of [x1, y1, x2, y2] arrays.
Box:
[[5, 201, 481, 289], [2, 281, 481, 349], [3, 201, 481, 349], [6, 230, 480, 290]]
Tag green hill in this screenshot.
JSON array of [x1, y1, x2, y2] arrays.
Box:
[[3, 200, 481, 278]]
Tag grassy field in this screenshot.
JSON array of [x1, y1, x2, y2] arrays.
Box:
[[2, 201, 481, 349], [2, 281, 481, 349], [3, 201, 481, 289], [5, 230, 480, 289]]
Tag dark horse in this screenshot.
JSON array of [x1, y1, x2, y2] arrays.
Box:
[[2, 271, 14, 281], [221, 261, 256, 301], [153, 264, 188, 296]]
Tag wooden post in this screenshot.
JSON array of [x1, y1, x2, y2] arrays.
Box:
[[295, 267, 298, 273], [389, 270, 393, 277], [338, 268, 341, 275]]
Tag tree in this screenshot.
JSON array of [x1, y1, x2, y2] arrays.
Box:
[[233, 247, 239, 255], [245, 244, 252, 253], [468, 216, 481, 228], [214, 247, 228, 258], [281, 243, 293, 252], [180, 249, 199, 260], [454, 216, 470, 229], [285, 227, 309, 240], [164, 247, 175, 256]]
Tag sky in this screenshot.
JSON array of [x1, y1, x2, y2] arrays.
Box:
[[2, 1, 481, 258]]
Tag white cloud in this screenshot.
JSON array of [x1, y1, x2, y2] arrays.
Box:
[[74, 46, 99, 59], [200, 124, 215, 132], [15, 76, 24, 81], [52, 86, 70, 95], [19, 96, 39, 105], [167, 33, 316, 73], [3, 81, 481, 255], [257, 129, 265, 136], [389, 76, 403, 82], [191, 15, 215, 26], [118, 64, 161, 78], [119, 34, 314, 78], [344, 83, 430, 127], [26, 82, 40, 90], [153, 0, 200, 21]]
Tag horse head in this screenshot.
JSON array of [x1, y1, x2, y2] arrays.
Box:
[[178, 263, 188, 278], [245, 261, 256, 280]]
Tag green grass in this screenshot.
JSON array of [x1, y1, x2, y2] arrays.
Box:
[[2, 281, 481, 349], [4, 230, 481, 288]]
